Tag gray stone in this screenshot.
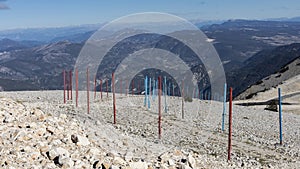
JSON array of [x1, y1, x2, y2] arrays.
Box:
[[49, 147, 69, 160], [187, 154, 196, 168], [129, 161, 148, 169]]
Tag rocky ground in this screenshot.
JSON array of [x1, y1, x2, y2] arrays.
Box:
[[0, 90, 299, 168], [235, 74, 300, 115]]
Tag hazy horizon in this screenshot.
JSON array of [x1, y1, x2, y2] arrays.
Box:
[[1, 0, 300, 31]]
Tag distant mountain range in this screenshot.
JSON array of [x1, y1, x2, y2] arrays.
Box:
[[0, 24, 102, 42], [228, 43, 300, 98], [0, 19, 300, 99], [236, 55, 300, 100]]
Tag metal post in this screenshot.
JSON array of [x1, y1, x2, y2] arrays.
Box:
[[172, 83, 175, 97], [148, 78, 151, 109], [75, 68, 78, 107], [69, 70, 72, 100], [168, 82, 171, 97], [94, 75, 96, 100], [149, 78, 152, 97], [87, 67, 90, 114], [67, 71, 69, 100], [278, 88, 283, 145], [120, 78, 122, 96], [222, 83, 227, 131], [164, 76, 167, 113], [186, 86, 189, 99], [144, 76, 148, 107], [182, 81, 184, 119], [63, 70, 66, 104], [112, 73, 116, 124], [132, 80, 134, 96], [152, 79, 156, 101], [228, 87, 233, 161], [138, 80, 140, 95], [126, 79, 128, 96], [106, 79, 108, 98], [100, 79, 102, 100], [158, 76, 162, 139]]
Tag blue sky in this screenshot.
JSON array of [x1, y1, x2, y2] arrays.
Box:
[[0, 0, 300, 30]]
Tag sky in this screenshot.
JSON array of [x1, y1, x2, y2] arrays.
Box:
[[0, 0, 300, 30]]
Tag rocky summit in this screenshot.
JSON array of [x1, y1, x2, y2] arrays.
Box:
[[0, 96, 218, 169], [0, 91, 299, 168]]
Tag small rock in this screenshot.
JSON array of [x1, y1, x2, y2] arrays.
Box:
[[51, 139, 62, 146], [71, 135, 90, 146], [92, 160, 101, 169], [110, 165, 119, 169], [188, 154, 196, 168], [180, 163, 192, 169], [160, 163, 168, 169], [46, 126, 55, 135], [101, 162, 111, 169], [30, 152, 40, 160], [59, 114, 67, 119], [48, 147, 69, 160], [3, 115, 14, 123], [168, 159, 175, 166], [125, 151, 134, 161], [59, 156, 74, 168], [159, 152, 170, 163], [113, 156, 126, 166], [88, 147, 100, 156], [129, 161, 148, 169], [71, 134, 78, 143], [36, 128, 46, 136]]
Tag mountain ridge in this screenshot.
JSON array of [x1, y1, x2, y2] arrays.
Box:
[[0, 19, 300, 98]]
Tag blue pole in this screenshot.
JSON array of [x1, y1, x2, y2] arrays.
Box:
[[152, 78, 155, 101], [144, 76, 148, 107], [168, 82, 171, 97], [148, 77, 151, 109], [164, 76, 167, 113], [186, 86, 189, 99], [149, 77, 151, 97], [222, 83, 227, 131], [148, 78, 151, 109], [172, 84, 175, 97], [278, 88, 283, 145], [199, 88, 201, 99]]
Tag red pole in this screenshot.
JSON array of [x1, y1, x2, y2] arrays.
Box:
[[67, 71, 69, 100], [87, 67, 90, 114], [63, 70, 66, 104], [75, 68, 78, 107], [112, 73, 116, 124], [94, 75, 96, 100], [106, 79, 108, 98], [228, 87, 233, 161], [69, 70, 72, 100], [100, 79, 103, 100], [158, 76, 162, 139]]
